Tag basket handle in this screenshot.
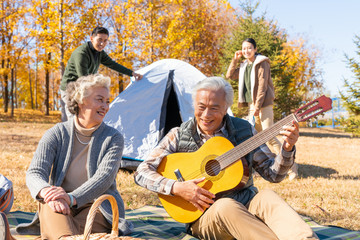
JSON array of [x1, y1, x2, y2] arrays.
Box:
[[83, 194, 119, 240]]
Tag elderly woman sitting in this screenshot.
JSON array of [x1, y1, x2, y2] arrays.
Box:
[[26, 74, 131, 239]]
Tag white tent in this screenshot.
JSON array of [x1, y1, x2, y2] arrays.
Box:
[[104, 59, 231, 170]]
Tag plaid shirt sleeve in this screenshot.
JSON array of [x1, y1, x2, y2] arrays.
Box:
[[134, 127, 180, 195], [251, 127, 296, 183]]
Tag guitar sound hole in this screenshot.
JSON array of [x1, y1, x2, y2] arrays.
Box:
[[205, 160, 220, 176]]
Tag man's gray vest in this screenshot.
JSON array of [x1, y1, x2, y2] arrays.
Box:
[[177, 114, 258, 206]]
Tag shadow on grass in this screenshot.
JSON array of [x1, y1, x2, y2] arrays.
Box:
[[298, 163, 337, 178], [299, 131, 354, 139], [298, 163, 360, 180]]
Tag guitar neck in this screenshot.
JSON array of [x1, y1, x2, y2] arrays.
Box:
[[217, 114, 298, 169]]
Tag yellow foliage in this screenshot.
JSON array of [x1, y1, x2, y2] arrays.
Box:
[[0, 68, 10, 76], [274, 38, 323, 99], [1, 0, 235, 109]]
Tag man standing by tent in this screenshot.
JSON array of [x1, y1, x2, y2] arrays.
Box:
[[60, 26, 142, 121], [134, 77, 318, 239]]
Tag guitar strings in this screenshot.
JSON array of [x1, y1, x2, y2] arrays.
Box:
[[179, 114, 296, 181], [219, 115, 296, 169]]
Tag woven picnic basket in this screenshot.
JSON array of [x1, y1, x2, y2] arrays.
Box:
[[63, 194, 142, 240]]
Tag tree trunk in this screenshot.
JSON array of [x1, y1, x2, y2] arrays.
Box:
[[35, 57, 38, 109], [118, 73, 124, 94], [59, 0, 65, 76], [29, 63, 34, 109], [58, 0, 64, 112], [3, 59, 9, 113], [52, 77, 56, 110], [45, 52, 51, 116], [14, 65, 18, 109], [10, 67, 14, 117], [3, 76, 8, 113]]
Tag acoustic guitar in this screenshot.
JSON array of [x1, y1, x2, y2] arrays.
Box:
[[157, 95, 332, 223]]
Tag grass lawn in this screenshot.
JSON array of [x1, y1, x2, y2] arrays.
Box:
[[1, 109, 359, 230]]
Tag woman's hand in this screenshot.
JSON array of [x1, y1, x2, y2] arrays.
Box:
[[171, 177, 215, 212], [234, 50, 243, 61], [39, 186, 71, 206], [48, 199, 71, 215], [280, 120, 300, 152]]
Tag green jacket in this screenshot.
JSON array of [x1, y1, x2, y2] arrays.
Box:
[[60, 42, 133, 91]]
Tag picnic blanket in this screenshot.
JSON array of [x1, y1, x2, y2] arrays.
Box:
[[8, 205, 360, 240]]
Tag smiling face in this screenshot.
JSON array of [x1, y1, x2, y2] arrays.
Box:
[[194, 89, 228, 136], [77, 86, 110, 128], [90, 33, 109, 52], [242, 41, 257, 62]]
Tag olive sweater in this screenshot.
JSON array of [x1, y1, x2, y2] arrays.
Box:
[[60, 42, 133, 91]]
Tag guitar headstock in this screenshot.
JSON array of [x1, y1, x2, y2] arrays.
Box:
[[294, 95, 333, 122]]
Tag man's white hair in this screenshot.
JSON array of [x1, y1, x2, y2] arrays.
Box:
[[192, 76, 234, 109]]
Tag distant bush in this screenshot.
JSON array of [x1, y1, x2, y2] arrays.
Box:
[[316, 118, 343, 127], [316, 119, 329, 126], [308, 117, 341, 127], [339, 115, 360, 137], [231, 103, 248, 119]]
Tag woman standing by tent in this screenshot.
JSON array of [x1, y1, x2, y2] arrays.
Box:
[[226, 38, 298, 180], [25, 74, 132, 239]]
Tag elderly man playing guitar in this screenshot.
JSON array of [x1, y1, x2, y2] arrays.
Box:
[[134, 76, 319, 240]]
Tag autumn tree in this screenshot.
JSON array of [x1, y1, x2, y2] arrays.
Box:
[[163, 0, 234, 75], [1, 0, 240, 111], [0, 0, 22, 112], [99, 0, 234, 96], [101, 0, 142, 95], [0, 0, 30, 115], [30, 0, 57, 115], [29, 0, 102, 114], [110, 0, 177, 66], [272, 39, 323, 119], [130, 0, 235, 75]]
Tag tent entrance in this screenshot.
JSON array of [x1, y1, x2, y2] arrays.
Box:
[[159, 70, 182, 140]]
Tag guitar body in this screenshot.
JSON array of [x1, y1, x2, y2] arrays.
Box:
[[157, 136, 249, 223]]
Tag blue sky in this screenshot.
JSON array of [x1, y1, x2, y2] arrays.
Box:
[[228, 0, 360, 97]]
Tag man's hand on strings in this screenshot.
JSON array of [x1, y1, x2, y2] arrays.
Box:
[[171, 177, 215, 212], [280, 120, 299, 152]]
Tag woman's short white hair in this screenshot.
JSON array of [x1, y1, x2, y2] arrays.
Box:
[[66, 74, 111, 115], [192, 76, 234, 109]]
